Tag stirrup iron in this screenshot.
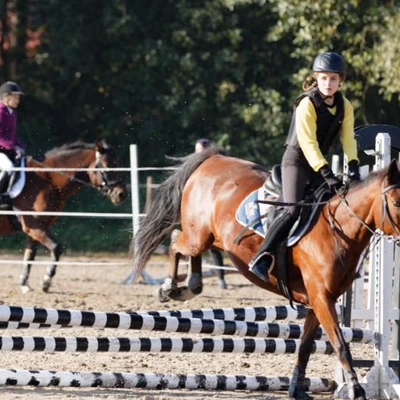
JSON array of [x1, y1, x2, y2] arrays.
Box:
[[249, 251, 275, 282]]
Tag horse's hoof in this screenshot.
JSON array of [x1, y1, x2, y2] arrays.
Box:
[[20, 285, 32, 294], [157, 287, 171, 303], [349, 384, 367, 400], [157, 278, 177, 302], [42, 276, 51, 293], [169, 286, 196, 301], [288, 391, 314, 400], [190, 285, 203, 295], [288, 367, 314, 400], [158, 278, 198, 302]]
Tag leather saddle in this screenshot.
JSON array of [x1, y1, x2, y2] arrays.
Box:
[[262, 164, 332, 245], [264, 164, 282, 198]]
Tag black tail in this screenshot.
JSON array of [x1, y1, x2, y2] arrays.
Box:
[[131, 148, 220, 282]]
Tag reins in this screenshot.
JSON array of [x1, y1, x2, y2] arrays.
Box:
[[236, 177, 400, 265], [234, 182, 329, 245], [334, 180, 400, 245], [327, 179, 400, 272], [257, 197, 330, 207]]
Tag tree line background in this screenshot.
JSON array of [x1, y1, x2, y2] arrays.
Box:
[[1, 0, 400, 253]]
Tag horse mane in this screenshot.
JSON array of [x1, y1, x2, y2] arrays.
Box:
[[44, 141, 94, 158], [347, 166, 385, 191]]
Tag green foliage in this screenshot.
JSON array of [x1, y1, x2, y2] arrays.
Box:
[[50, 189, 133, 253], [2, 0, 400, 252]]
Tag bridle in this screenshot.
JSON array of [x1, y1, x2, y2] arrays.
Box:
[[93, 150, 124, 194], [332, 179, 400, 246], [324, 178, 400, 271], [32, 150, 123, 195]]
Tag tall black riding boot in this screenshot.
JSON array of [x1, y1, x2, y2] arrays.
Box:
[[248, 210, 294, 282]]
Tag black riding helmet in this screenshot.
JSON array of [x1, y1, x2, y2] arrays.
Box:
[[312, 52, 346, 76], [0, 81, 25, 99]]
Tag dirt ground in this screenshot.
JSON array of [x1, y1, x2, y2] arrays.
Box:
[[0, 253, 374, 400]]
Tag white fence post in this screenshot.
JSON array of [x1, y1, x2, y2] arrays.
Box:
[[336, 133, 400, 398], [130, 144, 140, 236], [361, 133, 400, 398]]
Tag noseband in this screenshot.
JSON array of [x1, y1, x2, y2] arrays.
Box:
[[94, 151, 124, 194]]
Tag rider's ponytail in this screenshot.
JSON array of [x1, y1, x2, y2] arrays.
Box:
[[302, 75, 317, 91]]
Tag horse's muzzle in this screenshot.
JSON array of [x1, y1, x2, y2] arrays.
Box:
[[108, 185, 128, 204]]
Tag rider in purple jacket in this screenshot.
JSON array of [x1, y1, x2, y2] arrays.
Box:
[[0, 81, 25, 207]]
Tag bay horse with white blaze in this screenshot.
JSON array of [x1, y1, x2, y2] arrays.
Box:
[[131, 148, 400, 399], [1, 140, 127, 293]]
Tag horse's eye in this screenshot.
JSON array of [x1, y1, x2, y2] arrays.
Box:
[[393, 199, 400, 208]]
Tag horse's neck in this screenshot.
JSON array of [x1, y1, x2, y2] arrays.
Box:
[[47, 150, 93, 169], [44, 150, 94, 188], [324, 182, 379, 249]]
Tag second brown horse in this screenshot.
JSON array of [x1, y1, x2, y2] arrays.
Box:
[[1, 140, 127, 293]]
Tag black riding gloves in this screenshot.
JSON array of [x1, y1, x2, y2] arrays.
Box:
[[348, 160, 361, 182], [319, 165, 343, 192]]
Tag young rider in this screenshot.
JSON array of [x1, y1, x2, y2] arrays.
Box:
[[0, 81, 25, 206], [249, 52, 361, 282]]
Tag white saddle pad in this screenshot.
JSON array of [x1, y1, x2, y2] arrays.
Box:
[[0, 153, 26, 199]]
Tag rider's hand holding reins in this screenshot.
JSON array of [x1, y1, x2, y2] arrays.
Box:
[[348, 159, 361, 183], [319, 164, 343, 192]]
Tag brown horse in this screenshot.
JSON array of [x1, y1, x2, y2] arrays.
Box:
[[1, 139, 127, 293], [131, 148, 400, 399]]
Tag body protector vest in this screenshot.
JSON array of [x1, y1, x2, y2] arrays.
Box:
[[285, 88, 344, 155]]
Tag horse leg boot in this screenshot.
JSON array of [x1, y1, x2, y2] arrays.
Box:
[[42, 242, 62, 292], [19, 238, 38, 294], [248, 209, 294, 282], [187, 255, 203, 295]]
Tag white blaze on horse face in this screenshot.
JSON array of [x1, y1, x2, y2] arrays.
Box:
[[93, 150, 106, 189]]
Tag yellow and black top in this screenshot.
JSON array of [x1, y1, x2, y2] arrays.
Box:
[[285, 88, 359, 171]]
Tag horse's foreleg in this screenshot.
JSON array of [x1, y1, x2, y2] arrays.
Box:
[[19, 238, 38, 294], [312, 298, 366, 400], [289, 309, 320, 400], [42, 241, 63, 293]]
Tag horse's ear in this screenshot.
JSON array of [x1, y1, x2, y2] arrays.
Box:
[[387, 158, 400, 184]]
